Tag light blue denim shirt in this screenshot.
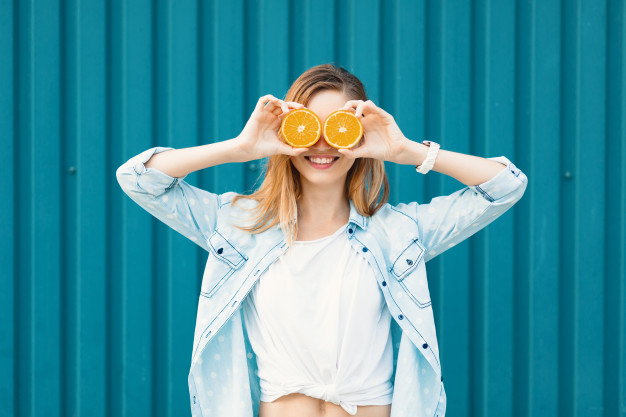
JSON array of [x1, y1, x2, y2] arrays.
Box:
[[116, 147, 528, 417]]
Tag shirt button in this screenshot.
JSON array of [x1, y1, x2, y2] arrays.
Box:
[[381, 281, 387, 286], [348, 228, 354, 234], [217, 248, 223, 254], [398, 314, 404, 320], [422, 343, 429, 349], [362, 247, 368, 252], [406, 259, 413, 266]]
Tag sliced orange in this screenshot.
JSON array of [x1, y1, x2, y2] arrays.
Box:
[[322, 110, 363, 149], [280, 108, 322, 147]]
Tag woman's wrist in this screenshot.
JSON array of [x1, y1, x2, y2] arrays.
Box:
[[392, 138, 430, 166], [230, 136, 258, 163]]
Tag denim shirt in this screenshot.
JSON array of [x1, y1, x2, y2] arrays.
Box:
[[116, 147, 527, 417]]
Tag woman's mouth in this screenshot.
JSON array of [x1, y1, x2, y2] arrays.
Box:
[[305, 155, 340, 169]]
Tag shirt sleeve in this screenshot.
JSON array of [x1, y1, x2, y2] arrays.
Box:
[[400, 156, 528, 262], [116, 146, 223, 252]]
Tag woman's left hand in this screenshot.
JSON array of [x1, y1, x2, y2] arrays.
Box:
[[337, 99, 412, 163]]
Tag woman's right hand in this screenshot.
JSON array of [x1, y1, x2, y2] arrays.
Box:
[[236, 94, 309, 160]]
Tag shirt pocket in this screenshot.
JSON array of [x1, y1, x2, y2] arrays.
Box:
[[200, 230, 248, 298], [390, 239, 431, 308]]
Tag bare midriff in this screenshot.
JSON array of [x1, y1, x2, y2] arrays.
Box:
[[259, 393, 392, 417]]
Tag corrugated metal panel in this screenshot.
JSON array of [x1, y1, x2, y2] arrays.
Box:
[[1, 1, 624, 416]]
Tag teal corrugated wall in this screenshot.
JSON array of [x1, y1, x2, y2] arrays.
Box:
[[2, 1, 625, 416]]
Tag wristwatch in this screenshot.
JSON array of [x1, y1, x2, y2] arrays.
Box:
[[415, 140, 440, 174]]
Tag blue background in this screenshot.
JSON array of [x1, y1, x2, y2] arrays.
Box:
[[1, 1, 624, 416]]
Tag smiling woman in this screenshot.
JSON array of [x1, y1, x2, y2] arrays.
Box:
[[116, 63, 527, 417]]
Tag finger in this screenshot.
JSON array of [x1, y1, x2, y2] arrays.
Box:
[[343, 99, 364, 111], [265, 97, 281, 109], [338, 146, 367, 159], [263, 98, 290, 116], [360, 100, 390, 119], [279, 144, 308, 157], [288, 147, 309, 157], [355, 100, 377, 118], [256, 94, 278, 111], [276, 101, 303, 119]]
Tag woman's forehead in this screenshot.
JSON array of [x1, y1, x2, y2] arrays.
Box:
[[307, 90, 351, 120]]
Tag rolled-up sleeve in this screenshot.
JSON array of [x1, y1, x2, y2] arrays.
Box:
[[116, 147, 222, 252], [409, 156, 528, 262]]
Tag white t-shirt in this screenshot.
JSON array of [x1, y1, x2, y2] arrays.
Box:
[[241, 223, 394, 415]]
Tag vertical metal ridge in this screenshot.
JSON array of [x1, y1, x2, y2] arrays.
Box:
[[76, 0, 108, 413], [513, 1, 533, 416], [616, 11, 626, 400], [104, 0, 113, 413], [379, 0, 393, 196], [469, 16, 482, 408], [149, 1, 160, 413], [423, 0, 432, 207], [290, 0, 302, 78], [604, 1, 626, 415], [12, 0, 20, 411], [59, 0, 69, 414], [210, 0, 218, 193], [153, 0, 170, 414], [19, 2, 33, 415], [242, 0, 250, 125], [242, 0, 254, 191], [196, 0, 206, 285], [470, 2, 484, 415], [580, 0, 608, 410], [560, 1, 581, 414], [0, 0, 19, 415], [107, 0, 122, 414], [286, 0, 293, 86], [333, 0, 340, 64]]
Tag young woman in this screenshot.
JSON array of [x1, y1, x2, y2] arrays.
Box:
[[117, 64, 527, 417]]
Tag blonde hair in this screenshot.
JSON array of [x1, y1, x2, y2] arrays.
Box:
[[232, 64, 390, 245]]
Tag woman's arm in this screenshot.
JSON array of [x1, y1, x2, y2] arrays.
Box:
[[143, 138, 249, 178], [338, 99, 527, 261], [392, 141, 507, 186], [116, 95, 307, 251], [144, 94, 309, 177], [338, 99, 507, 185]]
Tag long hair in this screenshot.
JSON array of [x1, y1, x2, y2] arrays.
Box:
[[232, 63, 390, 245]]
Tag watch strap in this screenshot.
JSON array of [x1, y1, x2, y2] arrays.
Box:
[[415, 140, 440, 174]]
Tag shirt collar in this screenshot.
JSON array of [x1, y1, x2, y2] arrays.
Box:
[[348, 199, 369, 230]]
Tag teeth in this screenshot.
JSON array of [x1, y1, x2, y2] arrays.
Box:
[[309, 157, 335, 164]]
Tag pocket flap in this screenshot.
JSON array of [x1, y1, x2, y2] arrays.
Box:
[[390, 239, 426, 280], [208, 230, 247, 269]]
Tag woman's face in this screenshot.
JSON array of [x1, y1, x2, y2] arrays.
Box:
[[290, 89, 357, 189]]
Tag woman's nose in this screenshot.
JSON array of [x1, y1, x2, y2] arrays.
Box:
[[312, 134, 331, 150]]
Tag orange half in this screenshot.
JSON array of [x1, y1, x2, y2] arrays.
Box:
[[280, 108, 322, 148], [322, 110, 363, 149]]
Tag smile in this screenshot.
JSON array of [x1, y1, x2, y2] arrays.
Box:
[[304, 156, 340, 169]]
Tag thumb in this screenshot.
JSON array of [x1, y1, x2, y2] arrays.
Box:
[[280, 144, 308, 157]]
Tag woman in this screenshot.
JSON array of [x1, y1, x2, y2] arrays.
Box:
[[117, 64, 527, 417]]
